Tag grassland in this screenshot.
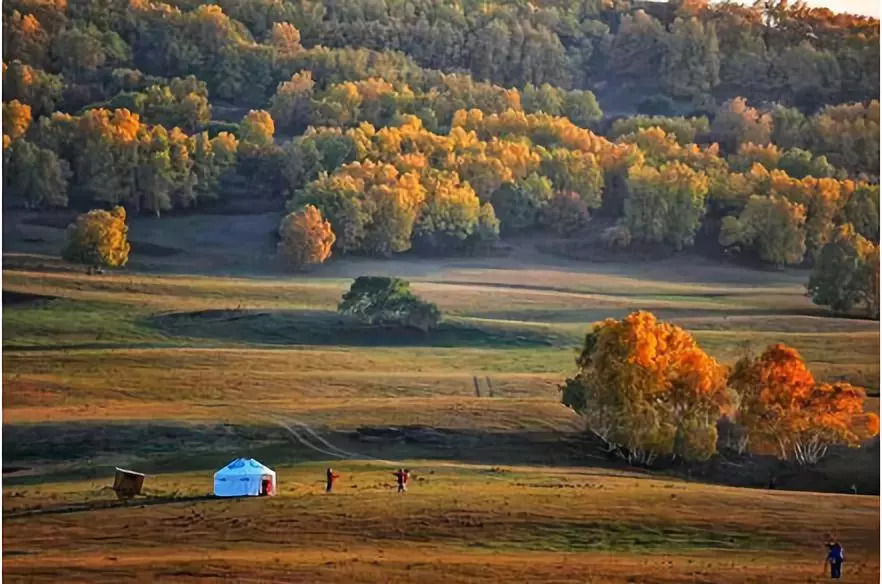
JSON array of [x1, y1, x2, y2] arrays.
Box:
[[3, 211, 879, 582]]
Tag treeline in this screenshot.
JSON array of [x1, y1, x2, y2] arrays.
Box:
[[2, 0, 879, 317], [221, 0, 880, 111], [4, 0, 879, 115]]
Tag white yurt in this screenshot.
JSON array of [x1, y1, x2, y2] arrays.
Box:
[[213, 458, 276, 497]]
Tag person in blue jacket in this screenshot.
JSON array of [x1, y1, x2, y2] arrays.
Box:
[[826, 536, 844, 579]]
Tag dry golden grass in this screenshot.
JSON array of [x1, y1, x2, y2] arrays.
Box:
[[4, 463, 879, 583], [3, 239, 879, 583]]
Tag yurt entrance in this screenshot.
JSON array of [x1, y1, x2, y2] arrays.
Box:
[[260, 475, 274, 496]]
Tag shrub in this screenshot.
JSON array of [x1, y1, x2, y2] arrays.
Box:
[[338, 276, 441, 332]]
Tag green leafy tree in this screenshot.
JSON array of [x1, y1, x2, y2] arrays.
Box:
[[778, 148, 835, 179], [490, 173, 553, 235], [3, 138, 70, 208], [338, 276, 441, 332], [539, 191, 590, 237], [2, 60, 64, 117], [661, 17, 720, 99], [710, 97, 772, 154], [719, 195, 807, 266], [841, 184, 879, 243], [609, 115, 710, 145], [808, 224, 879, 319]]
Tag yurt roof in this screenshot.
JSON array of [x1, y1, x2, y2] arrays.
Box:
[[214, 457, 275, 477]]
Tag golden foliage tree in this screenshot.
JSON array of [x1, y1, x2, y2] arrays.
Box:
[[730, 344, 879, 464], [624, 161, 709, 250], [277, 205, 336, 269], [238, 109, 275, 156], [3, 99, 32, 143], [560, 311, 731, 464], [61, 206, 130, 268]]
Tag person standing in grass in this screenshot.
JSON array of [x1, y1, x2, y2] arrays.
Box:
[[326, 468, 340, 493], [825, 536, 844, 578], [393, 468, 406, 493]]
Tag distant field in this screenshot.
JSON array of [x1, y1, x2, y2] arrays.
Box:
[[3, 212, 879, 582]]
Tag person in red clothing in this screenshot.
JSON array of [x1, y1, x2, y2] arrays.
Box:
[[393, 468, 406, 493], [326, 468, 340, 493]]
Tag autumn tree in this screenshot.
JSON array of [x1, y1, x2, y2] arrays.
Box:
[[62, 206, 131, 268], [294, 160, 425, 256], [3, 100, 32, 142], [609, 115, 710, 145], [2, 60, 64, 117], [729, 344, 879, 464], [806, 101, 880, 178], [719, 195, 807, 266], [269, 70, 314, 134], [338, 276, 441, 333], [808, 224, 879, 319], [413, 170, 481, 252], [277, 205, 336, 269], [624, 162, 709, 250], [560, 311, 732, 464], [268, 22, 302, 56], [238, 109, 276, 157]]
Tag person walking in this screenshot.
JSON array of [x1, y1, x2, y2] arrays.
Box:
[[393, 468, 406, 493], [326, 467, 340, 493], [825, 536, 844, 579]]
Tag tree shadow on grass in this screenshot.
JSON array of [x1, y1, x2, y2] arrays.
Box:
[[144, 309, 567, 348]]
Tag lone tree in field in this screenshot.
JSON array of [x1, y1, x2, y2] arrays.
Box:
[[62, 206, 130, 268], [808, 224, 879, 319], [560, 311, 732, 465], [278, 205, 336, 269], [729, 343, 879, 465], [338, 276, 440, 333]]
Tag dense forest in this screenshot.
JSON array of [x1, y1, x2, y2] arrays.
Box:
[[2, 0, 879, 314]]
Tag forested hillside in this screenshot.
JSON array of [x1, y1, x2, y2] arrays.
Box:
[[2, 0, 879, 314]]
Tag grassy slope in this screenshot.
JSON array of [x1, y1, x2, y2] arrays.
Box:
[[4, 463, 880, 583], [3, 213, 879, 582]]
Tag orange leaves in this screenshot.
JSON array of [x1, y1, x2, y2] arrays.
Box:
[[3, 99, 32, 142], [269, 22, 301, 55], [730, 343, 878, 463], [617, 311, 728, 403], [62, 205, 130, 268], [566, 311, 731, 462], [277, 205, 336, 269]]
